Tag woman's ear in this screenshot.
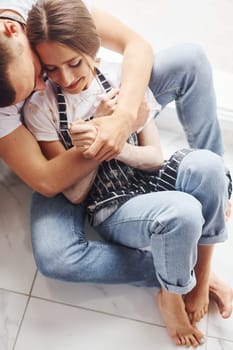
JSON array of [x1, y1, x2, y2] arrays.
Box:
[[3, 20, 18, 37]]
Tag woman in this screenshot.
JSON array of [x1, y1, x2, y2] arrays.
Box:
[[24, 0, 232, 346]]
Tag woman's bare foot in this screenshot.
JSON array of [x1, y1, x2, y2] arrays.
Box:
[[209, 273, 233, 318], [157, 289, 205, 347], [184, 279, 209, 324]]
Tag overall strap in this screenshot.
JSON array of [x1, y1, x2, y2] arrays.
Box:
[[95, 67, 112, 93], [56, 85, 73, 149], [56, 68, 112, 149]]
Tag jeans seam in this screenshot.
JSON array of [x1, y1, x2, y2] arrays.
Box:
[[155, 86, 180, 102], [100, 217, 166, 232], [70, 205, 86, 244]]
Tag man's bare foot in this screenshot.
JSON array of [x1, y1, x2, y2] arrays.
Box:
[[209, 273, 233, 318], [157, 289, 205, 347], [184, 273, 233, 323]]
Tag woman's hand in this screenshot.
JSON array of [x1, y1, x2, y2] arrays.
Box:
[[94, 88, 119, 118], [70, 88, 119, 152], [71, 92, 150, 161], [80, 97, 150, 162]]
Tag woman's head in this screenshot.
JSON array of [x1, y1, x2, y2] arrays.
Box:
[[27, 0, 101, 93], [27, 0, 100, 57]]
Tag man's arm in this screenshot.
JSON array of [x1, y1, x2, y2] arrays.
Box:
[[38, 137, 99, 203], [83, 7, 154, 161], [0, 125, 99, 196]]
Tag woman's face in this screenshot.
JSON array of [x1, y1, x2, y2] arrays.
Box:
[[36, 41, 95, 94]]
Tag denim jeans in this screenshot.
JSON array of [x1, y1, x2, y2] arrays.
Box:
[[30, 193, 158, 286], [95, 150, 228, 293], [30, 44, 227, 291], [149, 43, 224, 155], [31, 149, 228, 291]]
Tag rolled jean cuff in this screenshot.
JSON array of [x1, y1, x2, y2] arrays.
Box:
[[156, 273, 196, 295], [198, 227, 228, 245]]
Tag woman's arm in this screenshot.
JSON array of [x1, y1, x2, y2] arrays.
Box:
[[80, 7, 154, 161], [0, 125, 99, 197], [71, 110, 164, 173], [72, 92, 163, 172], [116, 119, 164, 172]]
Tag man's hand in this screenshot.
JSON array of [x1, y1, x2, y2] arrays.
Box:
[[70, 114, 131, 161], [70, 96, 150, 162], [85, 98, 150, 161], [83, 115, 131, 161], [70, 120, 98, 151]]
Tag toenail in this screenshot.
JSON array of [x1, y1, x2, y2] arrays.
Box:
[[199, 337, 205, 344]]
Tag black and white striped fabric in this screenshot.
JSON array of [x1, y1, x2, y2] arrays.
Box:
[[55, 68, 193, 226], [87, 148, 193, 226], [56, 85, 73, 149]]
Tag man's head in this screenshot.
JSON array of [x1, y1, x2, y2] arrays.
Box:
[[0, 17, 46, 107]]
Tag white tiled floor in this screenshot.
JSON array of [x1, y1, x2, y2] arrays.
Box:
[[1, 1, 233, 349], [0, 125, 232, 350]]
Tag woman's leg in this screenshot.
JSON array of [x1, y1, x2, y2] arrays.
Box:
[[96, 191, 205, 346], [30, 192, 158, 286], [176, 149, 229, 323], [149, 43, 224, 155], [185, 245, 214, 324]]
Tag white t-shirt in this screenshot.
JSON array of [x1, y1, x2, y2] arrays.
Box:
[[0, 0, 93, 139], [24, 59, 161, 142]]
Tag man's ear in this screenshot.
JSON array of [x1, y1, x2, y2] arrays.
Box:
[[3, 21, 18, 37]]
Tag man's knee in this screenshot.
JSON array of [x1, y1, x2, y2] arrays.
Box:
[[179, 149, 227, 192], [179, 43, 211, 73]]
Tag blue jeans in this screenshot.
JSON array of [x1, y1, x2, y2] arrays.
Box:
[[31, 149, 228, 291], [95, 150, 228, 293], [30, 193, 158, 286], [30, 44, 227, 290], [149, 43, 223, 155]]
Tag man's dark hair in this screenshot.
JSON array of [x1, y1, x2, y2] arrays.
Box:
[[0, 39, 16, 107]]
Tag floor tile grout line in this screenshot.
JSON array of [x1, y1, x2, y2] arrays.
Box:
[[207, 334, 233, 344], [27, 293, 166, 329], [12, 295, 31, 350], [28, 269, 38, 296], [0, 270, 38, 297], [11, 270, 38, 350], [0, 288, 29, 298], [10, 290, 233, 347]]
